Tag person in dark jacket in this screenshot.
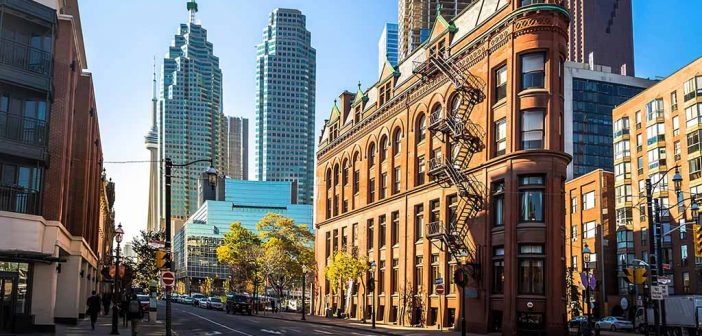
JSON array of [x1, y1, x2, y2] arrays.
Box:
[[86, 291, 101, 330], [127, 293, 143, 336], [102, 293, 112, 315]]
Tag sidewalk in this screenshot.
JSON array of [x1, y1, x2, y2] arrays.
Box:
[[253, 311, 478, 335], [51, 313, 166, 336]]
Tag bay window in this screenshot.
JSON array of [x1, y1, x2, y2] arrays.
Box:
[[689, 157, 702, 180], [495, 118, 507, 156], [688, 130, 701, 154], [645, 98, 664, 121], [646, 123, 665, 145], [647, 147, 667, 169], [521, 110, 544, 149], [616, 208, 633, 227], [519, 175, 544, 222], [616, 230, 634, 249], [613, 117, 629, 137], [614, 140, 630, 160], [518, 244, 545, 295], [683, 76, 702, 101], [493, 247, 505, 294], [614, 162, 631, 181], [685, 103, 702, 127], [521, 52, 545, 90], [493, 181, 505, 227], [615, 184, 632, 204]]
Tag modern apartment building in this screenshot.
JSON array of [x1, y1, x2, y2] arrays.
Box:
[[255, 8, 316, 205], [378, 23, 398, 76], [315, 1, 570, 334], [159, 0, 225, 224], [564, 170, 618, 319], [397, 0, 474, 60], [0, 0, 113, 331], [225, 116, 248, 180], [564, 62, 655, 179], [564, 0, 635, 75], [611, 57, 702, 309], [174, 179, 312, 291]]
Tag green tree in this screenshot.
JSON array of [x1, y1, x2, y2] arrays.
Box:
[[128, 230, 164, 288], [324, 250, 369, 314], [202, 276, 214, 296], [216, 222, 262, 292]]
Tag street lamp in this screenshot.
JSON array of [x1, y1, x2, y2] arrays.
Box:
[[111, 223, 124, 335], [301, 265, 308, 321], [583, 243, 592, 335], [164, 158, 217, 336]]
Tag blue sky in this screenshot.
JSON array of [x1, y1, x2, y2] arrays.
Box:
[[78, 1, 702, 240]]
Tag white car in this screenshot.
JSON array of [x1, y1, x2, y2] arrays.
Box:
[[198, 297, 209, 308], [207, 297, 224, 310], [595, 316, 633, 331]]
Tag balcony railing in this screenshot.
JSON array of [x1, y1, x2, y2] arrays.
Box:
[[0, 38, 52, 76], [0, 112, 47, 146], [0, 185, 41, 215]]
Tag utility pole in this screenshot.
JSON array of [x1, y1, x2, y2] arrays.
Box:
[[165, 158, 173, 336], [645, 179, 661, 335]]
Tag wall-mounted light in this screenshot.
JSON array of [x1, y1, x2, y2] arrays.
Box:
[[56, 264, 62, 273], [80, 270, 85, 278]]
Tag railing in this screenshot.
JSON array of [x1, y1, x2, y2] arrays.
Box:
[[426, 220, 444, 237], [0, 185, 41, 215], [0, 112, 47, 146], [0, 38, 52, 76]]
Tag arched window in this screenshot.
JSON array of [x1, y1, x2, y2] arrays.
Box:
[[431, 104, 442, 124], [380, 136, 389, 162], [326, 169, 332, 190], [342, 159, 349, 186], [334, 165, 340, 186], [393, 128, 402, 156], [416, 114, 426, 143], [368, 143, 376, 166], [352, 152, 360, 194], [450, 94, 461, 116]]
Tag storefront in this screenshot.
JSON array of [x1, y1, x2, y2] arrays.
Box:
[[0, 261, 32, 333]]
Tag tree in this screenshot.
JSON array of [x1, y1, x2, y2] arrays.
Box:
[[324, 250, 368, 315], [127, 230, 164, 288], [202, 276, 214, 296], [175, 280, 186, 295], [216, 222, 262, 292], [223, 278, 231, 293]]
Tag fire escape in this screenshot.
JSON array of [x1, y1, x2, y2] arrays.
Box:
[[414, 51, 486, 277]]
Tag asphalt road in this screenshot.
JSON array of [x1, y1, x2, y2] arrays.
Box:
[[160, 301, 379, 336]]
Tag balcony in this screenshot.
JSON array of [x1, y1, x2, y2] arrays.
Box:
[[0, 185, 41, 215], [0, 112, 47, 147], [0, 37, 52, 91], [426, 220, 445, 239]]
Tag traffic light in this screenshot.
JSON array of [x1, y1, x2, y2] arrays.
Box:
[[453, 268, 466, 287], [156, 250, 168, 269], [694, 224, 702, 257]]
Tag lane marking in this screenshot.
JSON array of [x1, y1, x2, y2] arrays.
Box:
[[314, 330, 333, 335], [183, 311, 254, 336], [260, 329, 282, 335]]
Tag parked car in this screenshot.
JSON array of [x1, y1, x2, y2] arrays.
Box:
[[568, 316, 587, 328], [181, 296, 194, 305], [226, 293, 252, 315], [198, 297, 209, 309], [137, 294, 150, 311], [595, 316, 633, 331], [208, 297, 224, 310], [191, 293, 206, 306]]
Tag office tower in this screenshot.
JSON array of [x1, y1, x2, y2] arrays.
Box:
[[564, 0, 635, 75], [564, 61, 655, 179], [225, 116, 248, 180], [397, 0, 473, 60], [146, 63, 159, 232], [378, 23, 398, 76], [255, 8, 316, 204], [316, 1, 570, 333], [159, 0, 225, 223]]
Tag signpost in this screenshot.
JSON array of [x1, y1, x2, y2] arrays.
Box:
[[161, 271, 175, 288], [435, 277, 444, 331], [435, 284, 445, 295], [651, 285, 664, 300]]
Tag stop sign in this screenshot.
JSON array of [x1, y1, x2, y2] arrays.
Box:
[[436, 284, 445, 295], [161, 271, 175, 288]]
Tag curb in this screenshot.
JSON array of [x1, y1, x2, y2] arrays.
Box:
[[250, 313, 402, 335]]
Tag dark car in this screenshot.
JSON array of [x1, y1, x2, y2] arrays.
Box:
[[225, 293, 252, 315]]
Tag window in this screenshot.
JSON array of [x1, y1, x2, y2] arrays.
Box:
[[493, 181, 505, 227], [379, 215, 386, 248], [495, 65, 507, 101], [673, 116, 680, 136], [380, 173, 387, 199], [614, 162, 631, 181], [615, 185, 632, 204], [642, 227, 647, 242], [352, 223, 358, 247], [521, 0, 545, 5], [416, 156, 426, 186], [341, 226, 348, 248], [495, 118, 507, 156], [369, 143, 376, 166], [635, 111, 642, 129], [583, 191, 595, 210], [683, 76, 702, 101], [391, 211, 399, 246], [415, 256, 424, 289], [616, 208, 633, 227], [380, 137, 388, 162], [393, 167, 401, 193], [672, 91, 679, 111], [416, 114, 426, 143], [450, 94, 461, 117], [688, 130, 701, 154], [414, 204, 424, 241], [367, 219, 374, 250], [521, 110, 544, 149], [686, 103, 702, 127], [645, 98, 664, 121], [519, 175, 544, 222], [429, 199, 440, 228], [493, 247, 505, 294], [430, 254, 439, 294], [518, 245, 545, 294], [368, 177, 375, 202], [636, 134, 643, 151], [584, 221, 596, 238], [521, 52, 545, 90], [647, 148, 667, 169], [343, 164, 349, 186], [391, 259, 399, 294], [616, 230, 634, 249], [614, 141, 630, 160], [393, 129, 402, 156], [571, 226, 577, 241], [326, 169, 332, 190], [378, 260, 385, 294], [681, 245, 689, 267], [613, 117, 629, 137], [674, 141, 681, 161], [637, 157, 644, 175], [571, 197, 577, 213], [353, 170, 360, 194], [448, 264, 456, 294], [646, 123, 665, 145], [689, 157, 702, 180], [683, 272, 691, 293]]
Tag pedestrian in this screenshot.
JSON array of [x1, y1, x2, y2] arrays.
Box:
[[121, 293, 129, 327], [127, 293, 143, 336], [86, 291, 101, 330], [102, 292, 112, 315]]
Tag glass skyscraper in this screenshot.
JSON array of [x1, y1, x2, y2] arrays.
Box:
[[255, 8, 316, 204], [159, 0, 225, 220], [378, 23, 398, 76]]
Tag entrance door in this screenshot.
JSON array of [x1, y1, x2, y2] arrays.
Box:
[[0, 272, 18, 332]]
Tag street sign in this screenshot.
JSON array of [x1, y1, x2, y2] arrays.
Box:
[[620, 297, 629, 310], [651, 285, 664, 300], [662, 263, 671, 271], [161, 271, 175, 288], [435, 284, 445, 295], [661, 285, 669, 298], [580, 272, 597, 290], [435, 277, 444, 285], [657, 276, 671, 285]]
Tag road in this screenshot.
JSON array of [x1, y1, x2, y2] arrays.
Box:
[[160, 301, 379, 336]]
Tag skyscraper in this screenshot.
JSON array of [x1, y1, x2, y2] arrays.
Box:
[[397, 0, 473, 60], [225, 116, 248, 180], [145, 62, 159, 232], [564, 0, 635, 75], [159, 0, 225, 224], [378, 23, 398, 76], [255, 8, 316, 204]]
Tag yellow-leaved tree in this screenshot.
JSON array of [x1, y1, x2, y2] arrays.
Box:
[[324, 250, 368, 315]]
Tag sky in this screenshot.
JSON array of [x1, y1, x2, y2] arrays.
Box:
[[78, 0, 702, 241]]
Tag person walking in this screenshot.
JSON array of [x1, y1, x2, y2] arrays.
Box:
[[86, 291, 101, 330], [102, 292, 111, 315], [127, 293, 143, 336]]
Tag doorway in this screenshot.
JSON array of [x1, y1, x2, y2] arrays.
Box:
[[0, 272, 18, 332]]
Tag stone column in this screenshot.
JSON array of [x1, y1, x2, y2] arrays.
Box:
[[54, 255, 81, 324], [31, 262, 58, 329]]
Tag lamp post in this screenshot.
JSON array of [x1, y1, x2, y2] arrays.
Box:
[[110, 223, 124, 335], [582, 243, 592, 336], [302, 265, 308, 321], [369, 261, 376, 329], [164, 158, 217, 336]]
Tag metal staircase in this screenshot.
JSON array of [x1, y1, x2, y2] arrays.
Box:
[[415, 52, 486, 277]]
